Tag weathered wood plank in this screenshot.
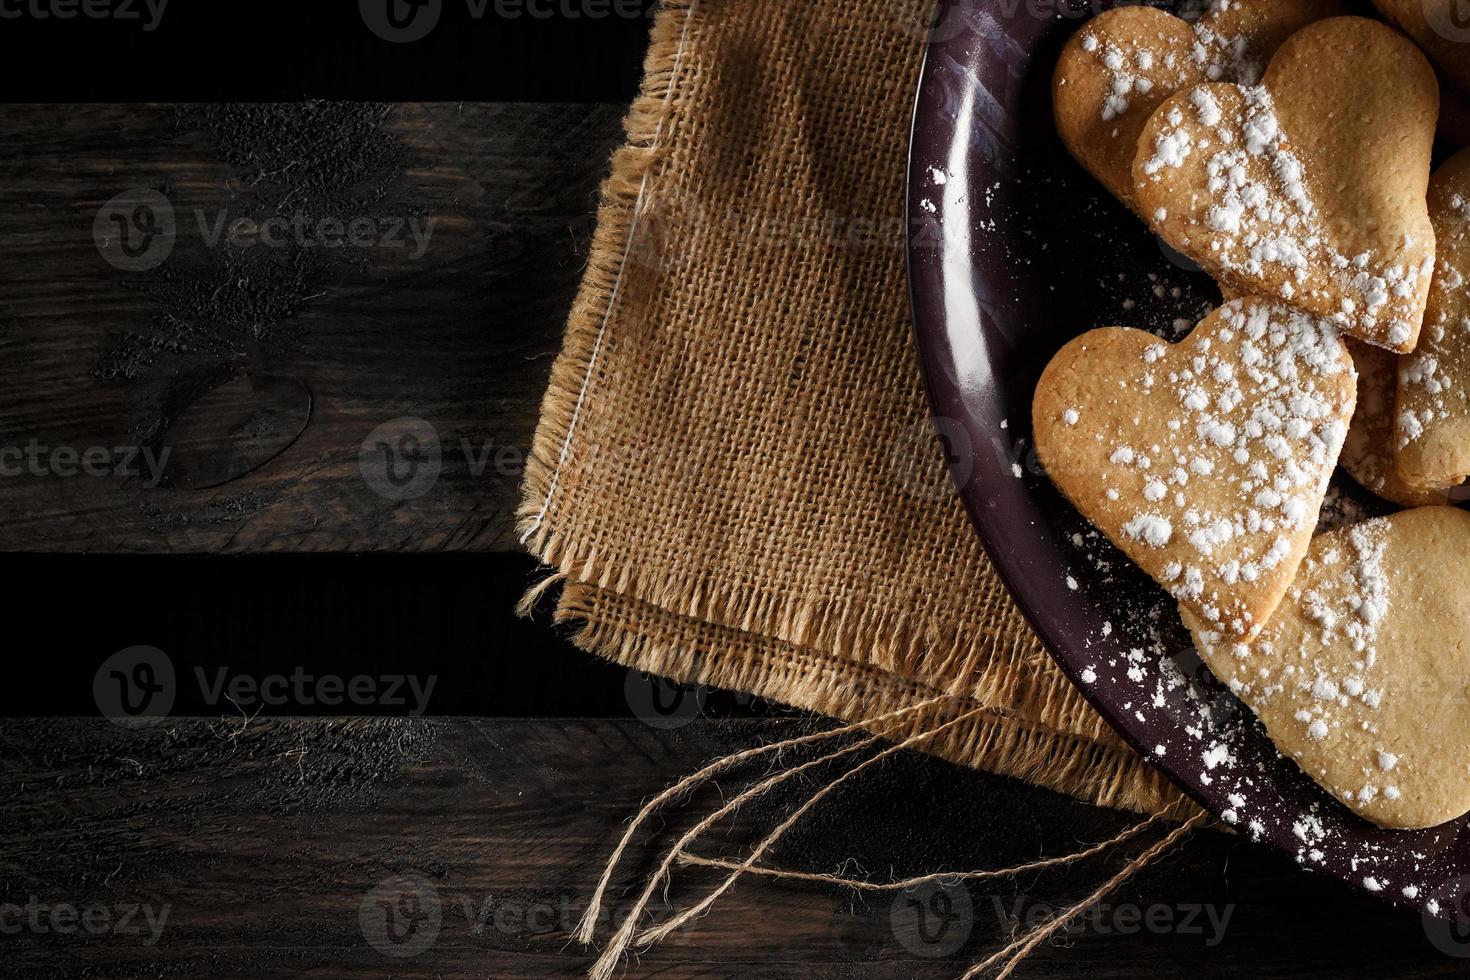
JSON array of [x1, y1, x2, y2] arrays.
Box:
[[0, 718, 1461, 978], [0, 103, 619, 553]]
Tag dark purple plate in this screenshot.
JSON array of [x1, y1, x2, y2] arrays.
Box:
[[905, 0, 1470, 926]]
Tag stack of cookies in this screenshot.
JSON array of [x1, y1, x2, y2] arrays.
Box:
[[1039, 3, 1470, 831]]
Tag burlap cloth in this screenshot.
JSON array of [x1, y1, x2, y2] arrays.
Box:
[[519, 0, 1189, 817]]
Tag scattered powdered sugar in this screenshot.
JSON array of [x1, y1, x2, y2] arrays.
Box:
[[1123, 513, 1174, 547], [1315, 483, 1373, 535], [1033, 41, 1452, 899], [1143, 119, 1194, 176], [1075, 1, 1269, 127], [1191, 86, 1221, 127], [1202, 741, 1232, 770], [1397, 193, 1470, 448], [1189, 513, 1415, 832], [1092, 301, 1351, 635], [1053, 519, 1441, 911], [1140, 83, 1431, 347], [1396, 355, 1452, 448], [1339, 521, 1389, 654]]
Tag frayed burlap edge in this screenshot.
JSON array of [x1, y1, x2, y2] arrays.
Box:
[[516, 0, 1187, 818], [516, 0, 1119, 755], [517, 0, 700, 554], [560, 582, 1196, 818]]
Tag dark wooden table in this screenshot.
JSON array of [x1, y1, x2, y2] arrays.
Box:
[[2, 103, 1468, 978]]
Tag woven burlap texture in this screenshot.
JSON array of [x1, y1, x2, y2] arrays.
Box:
[[519, 0, 1188, 816]]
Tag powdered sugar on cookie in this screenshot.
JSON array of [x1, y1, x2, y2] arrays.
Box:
[[1186, 508, 1470, 829], [1107, 302, 1349, 635], [1137, 81, 1432, 350], [1052, 1, 1346, 212], [1033, 298, 1356, 641], [1396, 151, 1470, 491], [1077, 0, 1275, 127]]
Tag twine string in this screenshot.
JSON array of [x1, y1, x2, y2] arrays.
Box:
[[573, 694, 949, 944], [633, 705, 988, 947], [578, 693, 1204, 980], [957, 812, 1208, 980], [584, 731, 890, 980], [672, 810, 1167, 891]]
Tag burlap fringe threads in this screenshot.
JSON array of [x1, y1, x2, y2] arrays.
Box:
[[516, 1, 1208, 974], [515, 0, 1185, 819], [574, 693, 1204, 980]]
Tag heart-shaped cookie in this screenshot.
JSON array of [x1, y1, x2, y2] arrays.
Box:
[[1053, 0, 1345, 211], [1034, 298, 1356, 640], [1341, 339, 1449, 507], [1397, 148, 1470, 490], [1187, 507, 1470, 830], [1133, 17, 1439, 353]]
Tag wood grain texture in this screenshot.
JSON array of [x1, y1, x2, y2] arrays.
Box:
[[0, 718, 1463, 978], [0, 103, 621, 554], [3, 101, 1467, 979]]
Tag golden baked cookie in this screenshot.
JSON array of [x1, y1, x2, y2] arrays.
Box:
[[1034, 297, 1356, 640], [1132, 18, 1439, 353], [1340, 339, 1450, 507], [1187, 507, 1470, 830], [1053, 0, 1344, 212], [1397, 148, 1470, 491]]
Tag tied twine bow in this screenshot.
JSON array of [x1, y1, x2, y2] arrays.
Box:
[[575, 695, 1205, 980]]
